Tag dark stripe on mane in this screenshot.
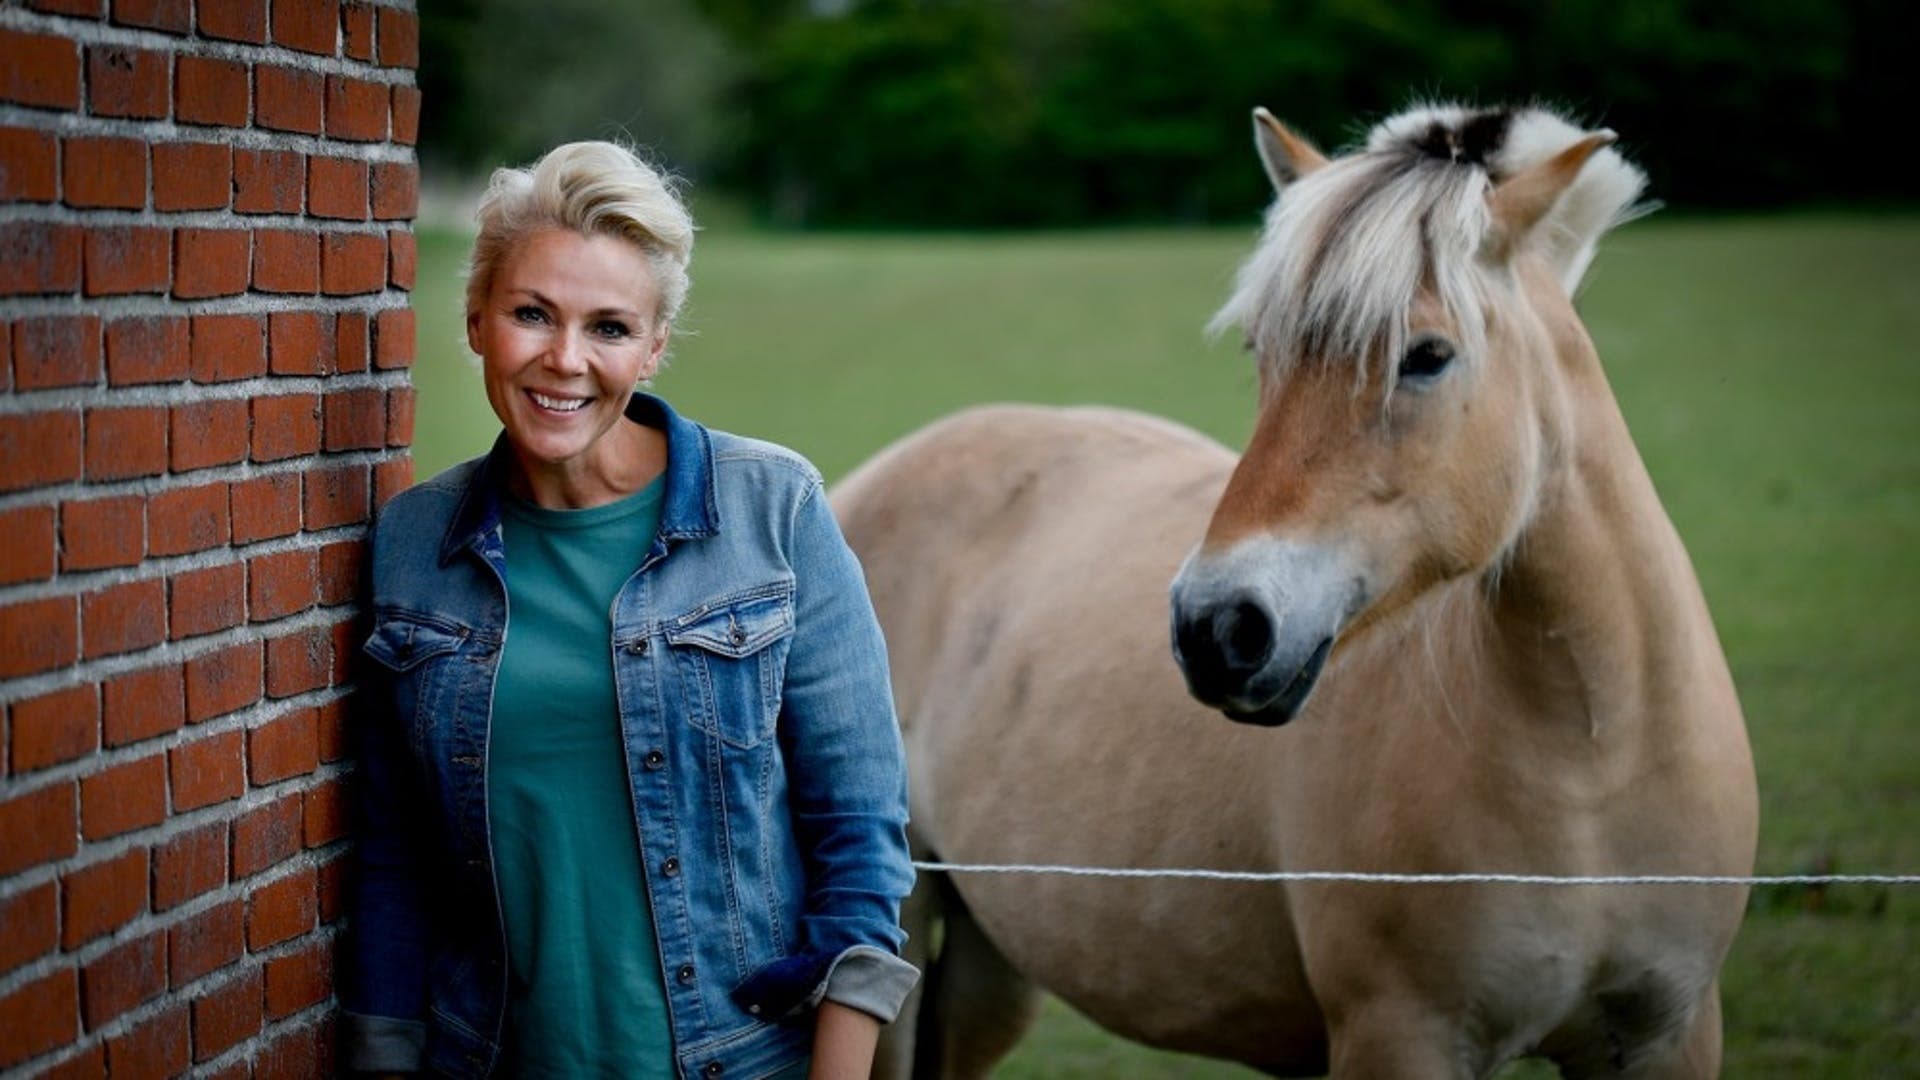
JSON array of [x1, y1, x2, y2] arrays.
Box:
[[1402, 109, 1514, 170]]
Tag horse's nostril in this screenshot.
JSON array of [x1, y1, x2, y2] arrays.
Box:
[[1174, 596, 1276, 704], [1222, 601, 1273, 672]]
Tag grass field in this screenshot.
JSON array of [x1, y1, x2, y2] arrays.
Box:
[[410, 213, 1920, 1076]]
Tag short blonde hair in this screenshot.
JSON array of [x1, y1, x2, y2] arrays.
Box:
[[466, 141, 695, 324]]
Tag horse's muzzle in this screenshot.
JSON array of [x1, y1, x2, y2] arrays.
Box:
[[1170, 585, 1336, 726]]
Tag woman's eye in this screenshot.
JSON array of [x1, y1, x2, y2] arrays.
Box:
[[512, 306, 548, 325], [593, 320, 632, 340], [1397, 336, 1456, 383]]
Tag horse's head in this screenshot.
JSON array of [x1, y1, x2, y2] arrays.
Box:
[[1170, 104, 1646, 726]]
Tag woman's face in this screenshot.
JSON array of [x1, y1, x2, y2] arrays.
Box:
[[468, 228, 669, 492]]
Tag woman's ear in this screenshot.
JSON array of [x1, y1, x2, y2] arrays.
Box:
[[465, 308, 483, 356], [641, 322, 671, 382]]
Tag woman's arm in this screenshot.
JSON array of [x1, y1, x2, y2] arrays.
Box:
[[808, 1001, 882, 1080]]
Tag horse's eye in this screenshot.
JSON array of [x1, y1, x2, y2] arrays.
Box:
[[1398, 336, 1456, 383]]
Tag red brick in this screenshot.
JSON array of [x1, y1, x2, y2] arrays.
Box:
[[9, 685, 98, 772], [233, 148, 303, 214], [81, 578, 167, 658], [385, 388, 416, 451], [231, 473, 302, 544], [149, 482, 230, 556], [323, 386, 385, 451], [205, 1059, 249, 1080], [170, 399, 249, 472], [248, 549, 317, 623], [372, 308, 415, 371], [168, 562, 245, 641], [334, 310, 369, 372], [197, 0, 267, 43], [0, 780, 77, 875], [185, 641, 263, 723], [232, 795, 301, 878], [30, 0, 106, 15], [303, 777, 346, 847], [82, 226, 170, 296], [0, 595, 80, 679], [0, 30, 81, 111], [0, 504, 56, 584], [169, 729, 243, 811], [62, 135, 146, 209], [112, 0, 191, 34], [191, 965, 262, 1061], [0, 882, 57, 976], [0, 126, 58, 202], [61, 495, 144, 572], [84, 404, 167, 480], [106, 316, 190, 385], [61, 848, 148, 948], [13, 315, 101, 388], [314, 698, 347, 766], [251, 229, 319, 294], [329, 616, 355, 686], [373, 456, 413, 508], [79, 753, 166, 840], [0, 410, 81, 492], [169, 898, 242, 987], [87, 45, 169, 118], [391, 84, 420, 146], [315, 850, 346, 923], [30, 1041, 102, 1080], [81, 932, 165, 1031], [316, 539, 361, 605], [377, 7, 420, 68], [0, 969, 78, 1069], [304, 463, 369, 530], [190, 313, 266, 382], [174, 55, 248, 128], [255, 66, 323, 134], [152, 141, 232, 211], [371, 161, 417, 221], [267, 310, 333, 375], [250, 708, 318, 787], [266, 625, 331, 698], [173, 229, 250, 299], [272, 0, 338, 54], [106, 1003, 189, 1080], [388, 228, 416, 290], [263, 938, 330, 1018], [0, 221, 82, 296], [1, 320, 7, 391], [341, 1, 374, 60], [308, 155, 368, 220], [325, 76, 387, 142], [321, 230, 385, 295], [247, 866, 316, 950], [251, 394, 321, 462], [153, 820, 227, 910], [102, 665, 186, 748]]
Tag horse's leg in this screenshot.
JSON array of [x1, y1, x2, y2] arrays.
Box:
[[872, 839, 940, 1080], [1615, 986, 1723, 1080], [1323, 997, 1480, 1080], [911, 875, 1044, 1080]]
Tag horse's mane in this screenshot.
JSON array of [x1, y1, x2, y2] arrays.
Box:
[[1212, 103, 1648, 384]]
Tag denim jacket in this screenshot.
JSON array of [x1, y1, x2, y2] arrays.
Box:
[[340, 394, 918, 1078]]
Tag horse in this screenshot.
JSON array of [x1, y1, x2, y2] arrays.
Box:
[[833, 103, 1758, 1078]]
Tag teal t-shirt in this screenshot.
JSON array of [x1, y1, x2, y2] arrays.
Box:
[[491, 477, 673, 1078]]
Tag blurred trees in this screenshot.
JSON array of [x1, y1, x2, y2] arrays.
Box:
[[421, 0, 1914, 226]]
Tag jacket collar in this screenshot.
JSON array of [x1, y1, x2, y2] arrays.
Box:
[[438, 392, 719, 565]]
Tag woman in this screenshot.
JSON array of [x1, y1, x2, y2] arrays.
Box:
[[341, 142, 918, 1079]]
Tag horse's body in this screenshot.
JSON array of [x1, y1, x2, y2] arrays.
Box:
[[837, 105, 1757, 1078]]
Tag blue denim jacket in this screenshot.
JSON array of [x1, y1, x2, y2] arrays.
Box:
[[341, 394, 918, 1078]]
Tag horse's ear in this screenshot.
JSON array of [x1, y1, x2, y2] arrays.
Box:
[[1488, 130, 1616, 250], [1253, 107, 1327, 193]]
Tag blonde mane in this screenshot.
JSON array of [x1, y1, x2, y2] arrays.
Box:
[[1212, 104, 1648, 383]]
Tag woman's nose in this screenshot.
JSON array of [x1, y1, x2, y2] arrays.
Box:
[[543, 329, 589, 373]]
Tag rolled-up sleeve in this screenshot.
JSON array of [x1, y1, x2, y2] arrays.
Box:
[[756, 476, 919, 1021]]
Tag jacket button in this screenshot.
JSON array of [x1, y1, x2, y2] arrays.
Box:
[[704, 1063, 723, 1077], [662, 856, 680, 877], [627, 638, 649, 655], [729, 626, 748, 646], [643, 749, 665, 770], [677, 964, 695, 984]]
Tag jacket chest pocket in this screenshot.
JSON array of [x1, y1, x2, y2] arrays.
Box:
[[663, 586, 794, 750], [362, 611, 470, 753]]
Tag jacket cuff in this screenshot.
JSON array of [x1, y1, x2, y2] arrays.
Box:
[[341, 1010, 426, 1073], [816, 945, 921, 1023]]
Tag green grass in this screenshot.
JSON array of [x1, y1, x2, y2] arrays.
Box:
[[411, 214, 1920, 1075]]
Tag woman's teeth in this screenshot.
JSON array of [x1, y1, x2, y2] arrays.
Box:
[[530, 391, 588, 412]]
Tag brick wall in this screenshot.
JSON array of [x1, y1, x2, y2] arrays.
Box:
[[0, 0, 417, 1074]]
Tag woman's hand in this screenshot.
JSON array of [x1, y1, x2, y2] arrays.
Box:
[[807, 1001, 881, 1080]]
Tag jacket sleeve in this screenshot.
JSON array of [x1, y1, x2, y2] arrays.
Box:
[[338, 605, 432, 1069], [732, 477, 920, 1023]]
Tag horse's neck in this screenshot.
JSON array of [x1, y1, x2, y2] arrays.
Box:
[[1484, 360, 1730, 742]]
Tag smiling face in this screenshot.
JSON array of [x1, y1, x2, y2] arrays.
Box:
[[468, 228, 670, 507]]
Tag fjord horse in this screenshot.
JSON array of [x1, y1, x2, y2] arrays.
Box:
[[836, 104, 1758, 1078]]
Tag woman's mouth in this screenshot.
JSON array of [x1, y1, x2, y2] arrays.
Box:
[[527, 390, 590, 414]]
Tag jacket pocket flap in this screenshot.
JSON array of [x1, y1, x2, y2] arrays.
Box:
[[362, 612, 466, 672], [665, 588, 794, 659]]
